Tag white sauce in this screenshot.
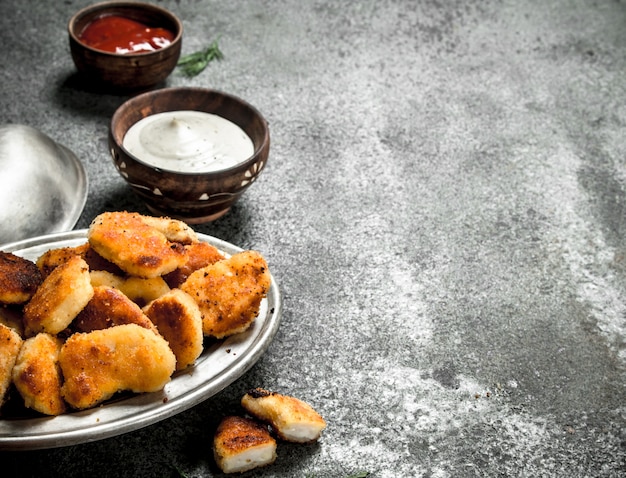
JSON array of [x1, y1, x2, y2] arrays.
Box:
[[123, 110, 254, 173]]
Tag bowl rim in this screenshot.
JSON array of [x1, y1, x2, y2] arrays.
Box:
[[109, 87, 270, 178], [68, 0, 183, 57]]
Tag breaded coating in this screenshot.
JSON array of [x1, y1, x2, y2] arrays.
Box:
[[23, 256, 94, 337], [72, 286, 158, 334], [90, 271, 170, 307], [241, 388, 327, 443], [0, 323, 22, 408], [118, 276, 171, 307], [164, 241, 225, 288], [59, 324, 176, 410], [12, 333, 66, 415], [143, 289, 203, 370], [0, 251, 42, 304], [139, 215, 199, 244], [213, 415, 277, 474], [37, 243, 123, 278], [88, 211, 187, 278], [36, 243, 88, 277], [180, 251, 271, 338], [90, 270, 125, 289]]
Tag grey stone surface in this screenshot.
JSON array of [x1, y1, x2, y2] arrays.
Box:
[[1, 0, 625, 476]]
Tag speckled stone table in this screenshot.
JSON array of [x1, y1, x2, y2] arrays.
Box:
[[1, 0, 625, 476]]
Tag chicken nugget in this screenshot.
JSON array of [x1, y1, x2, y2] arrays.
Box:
[[72, 286, 158, 334], [59, 323, 176, 410], [23, 256, 93, 336], [143, 289, 203, 370], [88, 211, 187, 278], [241, 388, 327, 443], [213, 415, 277, 474], [139, 215, 199, 244], [118, 276, 170, 307], [37, 243, 123, 278], [90, 271, 170, 307], [164, 241, 225, 288], [90, 270, 125, 289], [12, 333, 66, 416], [180, 251, 271, 338], [0, 323, 22, 408], [0, 251, 42, 304]]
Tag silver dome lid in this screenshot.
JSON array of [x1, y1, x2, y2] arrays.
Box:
[[0, 124, 87, 245]]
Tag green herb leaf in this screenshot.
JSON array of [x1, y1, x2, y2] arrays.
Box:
[[346, 473, 370, 478], [177, 38, 224, 77]]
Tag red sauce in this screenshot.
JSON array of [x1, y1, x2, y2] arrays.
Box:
[[78, 14, 175, 54]]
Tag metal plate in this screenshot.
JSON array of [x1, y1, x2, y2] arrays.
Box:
[[0, 230, 282, 451]]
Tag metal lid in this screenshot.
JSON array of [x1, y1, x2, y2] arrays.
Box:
[[0, 124, 88, 245]]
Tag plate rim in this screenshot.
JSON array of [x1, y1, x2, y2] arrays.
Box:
[[0, 230, 282, 451]]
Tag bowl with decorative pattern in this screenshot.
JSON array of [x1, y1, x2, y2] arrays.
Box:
[[109, 87, 270, 223]]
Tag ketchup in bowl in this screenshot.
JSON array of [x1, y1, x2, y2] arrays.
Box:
[[78, 14, 175, 54]]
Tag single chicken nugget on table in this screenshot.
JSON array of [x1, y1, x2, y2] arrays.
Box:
[[143, 289, 203, 371], [0, 323, 22, 409], [12, 332, 66, 416], [0, 251, 42, 304], [242, 388, 327, 443], [180, 250, 271, 339], [213, 415, 277, 474], [23, 255, 94, 337], [87, 211, 188, 278], [59, 323, 176, 410], [72, 285, 158, 334]]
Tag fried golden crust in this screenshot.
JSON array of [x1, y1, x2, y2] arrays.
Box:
[[23, 256, 94, 337], [139, 215, 199, 244], [89, 271, 170, 307], [37, 243, 124, 278], [118, 276, 171, 307], [164, 241, 225, 289], [72, 286, 158, 334], [88, 212, 187, 278], [59, 324, 176, 410], [180, 251, 271, 338], [0, 251, 42, 305], [143, 289, 203, 371], [241, 388, 327, 443], [89, 270, 125, 289], [213, 415, 277, 474], [12, 333, 66, 416], [0, 323, 22, 408]]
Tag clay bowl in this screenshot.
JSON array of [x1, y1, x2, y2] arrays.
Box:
[[109, 87, 270, 223], [68, 1, 182, 90]]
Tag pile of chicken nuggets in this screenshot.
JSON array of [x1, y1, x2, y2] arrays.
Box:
[[0, 211, 271, 416]]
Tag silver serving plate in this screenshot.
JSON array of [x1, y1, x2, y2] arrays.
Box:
[[0, 230, 282, 451], [0, 124, 88, 244]]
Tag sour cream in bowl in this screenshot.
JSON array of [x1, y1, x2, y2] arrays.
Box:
[[122, 111, 255, 173], [109, 88, 270, 223]]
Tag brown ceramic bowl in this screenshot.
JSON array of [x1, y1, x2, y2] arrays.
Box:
[[109, 87, 270, 223], [68, 1, 182, 90]]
